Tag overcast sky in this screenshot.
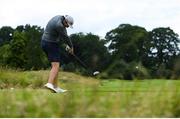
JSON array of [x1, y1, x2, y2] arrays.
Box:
[[0, 0, 180, 38]]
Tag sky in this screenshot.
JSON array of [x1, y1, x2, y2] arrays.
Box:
[[0, 0, 180, 38]]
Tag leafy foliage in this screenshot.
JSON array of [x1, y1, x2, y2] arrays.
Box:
[[0, 25, 48, 70], [70, 33, 110, 71], [143, 27, 180, 77], [105, 24, 148, 62], [0, 26, 14, 45], [0, 24, 179, 79]]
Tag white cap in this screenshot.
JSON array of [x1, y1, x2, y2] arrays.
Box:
[[64, 15, 74, 28]]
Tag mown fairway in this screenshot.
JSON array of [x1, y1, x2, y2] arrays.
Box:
[[0, 69, 180, 117]]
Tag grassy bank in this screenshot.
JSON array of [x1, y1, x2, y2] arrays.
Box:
[[0, 69, 180, 117]]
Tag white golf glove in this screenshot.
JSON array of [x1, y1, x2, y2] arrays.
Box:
[[65, 45, 74, 55], [65, 45, 71, 51]]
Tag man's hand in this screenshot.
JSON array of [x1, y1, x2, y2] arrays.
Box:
[[69, 47, 74, 55], [65, 45, 74, 55]]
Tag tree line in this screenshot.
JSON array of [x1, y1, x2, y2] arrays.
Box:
[[0, 24, 180, 79]]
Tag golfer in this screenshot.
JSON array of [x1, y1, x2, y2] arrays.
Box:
[[41, 15, 74, 93]]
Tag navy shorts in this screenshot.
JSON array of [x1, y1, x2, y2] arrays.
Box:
[[41, 40, 61, 62]]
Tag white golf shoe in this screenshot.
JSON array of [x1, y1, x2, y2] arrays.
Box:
[[44, 83, 67, 93], [44, 83, 57, 93]]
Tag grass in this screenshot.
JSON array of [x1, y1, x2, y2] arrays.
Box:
[[0, 68, 180, 117]]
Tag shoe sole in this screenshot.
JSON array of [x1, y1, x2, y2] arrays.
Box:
[[56, 90, 67, 93], [44, 86, 57, 93]]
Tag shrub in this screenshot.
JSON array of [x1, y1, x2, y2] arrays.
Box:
[[172, 58, 180, 79]]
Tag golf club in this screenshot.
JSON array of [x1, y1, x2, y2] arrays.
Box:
[[65, 45, 100, 76]]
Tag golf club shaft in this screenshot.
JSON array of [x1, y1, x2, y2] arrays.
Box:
[[72, 54, 88, 69], [65, 45, 99, 75], [65, 45, 88, 69]]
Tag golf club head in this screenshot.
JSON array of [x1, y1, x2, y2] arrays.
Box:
[[67, 50, 100, 77], [93, 71, 100, 76]]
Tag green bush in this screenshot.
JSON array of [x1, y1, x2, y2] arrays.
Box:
[[133, 62, 150, 79], [172, 58, 180, 79], [104, 60, 150, 80], [155, 64, 172, 79], [105, 60, 126, 79]]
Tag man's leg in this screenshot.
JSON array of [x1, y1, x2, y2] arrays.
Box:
[[48, 62, 60, 88], [45, 61, 67, 93]]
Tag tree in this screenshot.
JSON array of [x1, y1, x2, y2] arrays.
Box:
[[105, 24, 150, 79], [2, 25, 48, 70], [7, 31, 27, 68], [21, 25, 48, 70], [69, 33, 110, 72], [0, 26, 14, 46], [145, 27, 180, 72], [105, 24, 149, 63]]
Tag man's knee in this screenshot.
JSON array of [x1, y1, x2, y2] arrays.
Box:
[[51, 62, 60, 69]]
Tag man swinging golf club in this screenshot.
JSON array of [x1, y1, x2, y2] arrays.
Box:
[[41, 15, 74, 93]]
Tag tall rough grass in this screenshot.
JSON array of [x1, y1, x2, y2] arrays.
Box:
[[0, 68, 180, 117]]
